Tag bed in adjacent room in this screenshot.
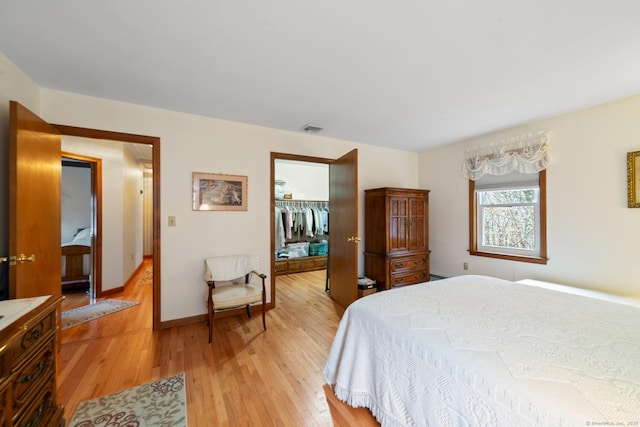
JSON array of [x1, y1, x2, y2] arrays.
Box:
[[61, 227, 91, 290], [323, 274, 640, 426]]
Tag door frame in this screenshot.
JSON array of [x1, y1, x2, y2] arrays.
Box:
[[52, 124, 162, 330], [270, 152, 333, 308]]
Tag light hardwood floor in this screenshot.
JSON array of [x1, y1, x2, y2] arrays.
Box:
[[58, 261, 351, 426]]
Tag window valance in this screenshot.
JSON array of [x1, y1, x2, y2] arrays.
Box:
[[462, 131, 552, 181]]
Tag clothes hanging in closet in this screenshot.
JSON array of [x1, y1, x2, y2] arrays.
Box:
[[275, 200, 329, 241]]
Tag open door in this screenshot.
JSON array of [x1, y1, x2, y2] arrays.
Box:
[[9, 101, 62, 298], [328, 149, 359, 308]]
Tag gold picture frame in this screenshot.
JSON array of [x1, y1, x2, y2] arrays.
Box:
[[627, 151, 640, 208], [192, 172, 247, 211]]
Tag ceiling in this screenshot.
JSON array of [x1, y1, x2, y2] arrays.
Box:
[[2, 1, 640, 152]]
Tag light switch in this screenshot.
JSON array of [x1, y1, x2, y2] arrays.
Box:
[[168, 216, 176, 227]]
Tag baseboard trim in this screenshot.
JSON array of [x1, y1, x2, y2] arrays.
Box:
[[158, 302, 274, 330]]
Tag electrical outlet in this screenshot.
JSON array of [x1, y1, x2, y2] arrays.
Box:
[[463, 262, 468, 271], [168, 216, 176, 227]]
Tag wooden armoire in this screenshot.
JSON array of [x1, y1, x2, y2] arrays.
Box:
[[364, 187, 430, 291]]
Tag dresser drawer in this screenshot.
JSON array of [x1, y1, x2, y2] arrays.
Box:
[[287, 258, 316, 270], [275, 256, 327, 275], [0, 372, 14, 427], [0, 331, 19, 385], [9, 307, 57, 369], [275, 260, 287, 273], [389, 254, 428, 273], [0, 296, 64, 427], [312, 257, 327, 268], [13, 336, 56, 417], [389, 270, 429, 287], [13, 372, 59, 427]]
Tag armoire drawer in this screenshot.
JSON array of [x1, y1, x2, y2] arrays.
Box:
[[389, 254, 428, 273], [389, 270, 429, 287]]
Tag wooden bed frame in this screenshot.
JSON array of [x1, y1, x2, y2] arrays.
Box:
[[61, 244, 90, 290]]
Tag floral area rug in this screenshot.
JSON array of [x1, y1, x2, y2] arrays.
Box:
[[61, 299, 139, 330], [68, 373, 187, 427], [139, 266, 153, 286]]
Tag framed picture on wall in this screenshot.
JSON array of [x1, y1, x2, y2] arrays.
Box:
[[627, 151, 640, 208], [192, 172, 247, 211]]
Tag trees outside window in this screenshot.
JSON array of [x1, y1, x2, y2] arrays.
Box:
[[469, 171, 547, 264]]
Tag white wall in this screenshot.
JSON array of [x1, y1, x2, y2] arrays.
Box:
[[122, 147, 144, 277], [419, 95, 640, 298], [61, 137, 128, 292], [61, 166, 91, 242], [143, 171, 153, 256], [38, 88, 419, 322], [275, 160, 328, 201], [0, 52, 40, 257], [4, 50, 639, 318]]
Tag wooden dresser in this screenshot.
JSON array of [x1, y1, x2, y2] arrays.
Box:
[[0, 295, 64, 427], [274, 255, 327, 275], [364, 187, 430, 291]]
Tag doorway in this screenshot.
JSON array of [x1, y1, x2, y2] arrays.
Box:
[[270, 150, 359, 309], [61, 136, 152, 301], [61, 155, 98, 300], [9, 102, 161, 329], [273, 158, 330, 298], [52, 124, 162, 330]]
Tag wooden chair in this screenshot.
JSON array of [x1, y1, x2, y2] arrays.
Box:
[[205, 255, 267, 343]]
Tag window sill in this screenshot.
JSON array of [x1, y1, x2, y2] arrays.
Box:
[[469, 250, 548, 265]]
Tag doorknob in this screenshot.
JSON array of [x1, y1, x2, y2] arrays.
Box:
[[16, 254, 36, 263], [347, 236, 361, 243], [0, 255, 34, 265]]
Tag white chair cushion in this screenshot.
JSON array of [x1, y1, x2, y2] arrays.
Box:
[[211, 281, 263, 309], [205, 255, 259, 282]]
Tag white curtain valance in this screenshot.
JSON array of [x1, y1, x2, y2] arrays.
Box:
[[462, 131, 552, 181]]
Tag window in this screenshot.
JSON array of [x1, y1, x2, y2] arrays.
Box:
[[469, 170, 547, 264]]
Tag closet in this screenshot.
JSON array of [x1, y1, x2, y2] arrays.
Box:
[[274, 160, 329, 275]]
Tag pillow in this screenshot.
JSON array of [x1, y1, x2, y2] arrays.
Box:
[[74, 228, 91, 241]]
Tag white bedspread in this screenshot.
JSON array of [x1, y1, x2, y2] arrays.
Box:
[[323, 275, 640, 426]]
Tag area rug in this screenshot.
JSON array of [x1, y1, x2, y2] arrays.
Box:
[[139, 266, 153, 286], [68, 373, 187, 427], [61, 299, 139, 330]]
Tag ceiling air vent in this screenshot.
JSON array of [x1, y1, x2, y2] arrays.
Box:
[[300, 124, 323, 134]]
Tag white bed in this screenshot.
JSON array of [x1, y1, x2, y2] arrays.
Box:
[[323, 275, 640, 426]]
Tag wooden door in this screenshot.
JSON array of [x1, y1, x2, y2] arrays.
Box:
[[9, 101, 62, 298], [328, 149, 359, 308]]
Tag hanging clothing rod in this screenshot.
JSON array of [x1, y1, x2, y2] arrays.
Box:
[[276, 200, 328, 208]]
